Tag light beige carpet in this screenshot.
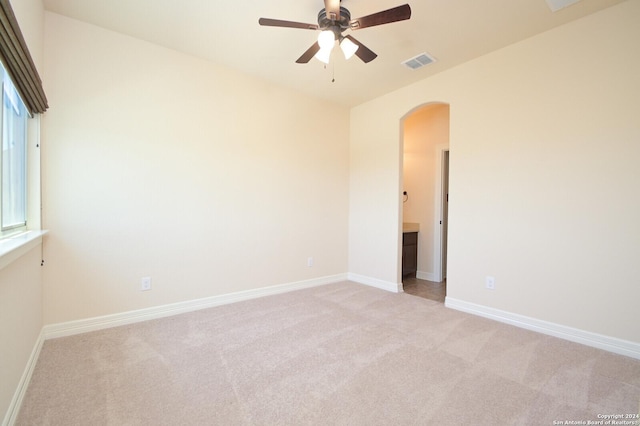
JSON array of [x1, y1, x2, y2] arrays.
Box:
[[17, 282, 640, 425]]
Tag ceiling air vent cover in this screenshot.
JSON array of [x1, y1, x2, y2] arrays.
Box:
[[545, 0, 581, 12], [402, 52, 436, 70]]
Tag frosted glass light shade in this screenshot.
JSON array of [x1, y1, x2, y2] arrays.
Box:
[[340, 37, 359, 60], [317, 30, 335, 50], [314, 47, 332, 64]]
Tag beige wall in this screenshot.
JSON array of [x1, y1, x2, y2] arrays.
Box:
[[402, 104, 449, 280], [41, 13, 350, 324], [350, 1, 640, 342], [0, 247, 43, 423], [0, 0, 45, 422]]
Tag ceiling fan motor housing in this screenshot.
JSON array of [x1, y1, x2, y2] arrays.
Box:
[[317, 6, 351, 34]]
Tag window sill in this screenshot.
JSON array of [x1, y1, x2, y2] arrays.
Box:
[[0, 230, 47, 271]]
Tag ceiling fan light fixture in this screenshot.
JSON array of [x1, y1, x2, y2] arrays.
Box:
[[317, 30, 335, 50], [340, 37, 359, 60], [259, 3, 412, 64], [314, 46, 332, 64]]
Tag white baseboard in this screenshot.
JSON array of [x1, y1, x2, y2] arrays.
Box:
[[445, 297, 640, 360], [2, 330, 45, 426], [43, 274, 348, 340], [348, 273, 403, 293], [416, 271, 437, 281]]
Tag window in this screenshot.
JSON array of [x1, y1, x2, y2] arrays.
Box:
[[0, 63, 28, 235]]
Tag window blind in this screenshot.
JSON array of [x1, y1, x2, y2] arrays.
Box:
[[0, 0, 47, 114]]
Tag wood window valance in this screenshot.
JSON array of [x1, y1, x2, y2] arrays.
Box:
[[0, 0, 48, 114]]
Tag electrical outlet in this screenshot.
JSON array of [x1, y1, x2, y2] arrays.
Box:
[[307, 257, 314, 267], [485, 276, 495, 290], [141, 276, 152, 291]]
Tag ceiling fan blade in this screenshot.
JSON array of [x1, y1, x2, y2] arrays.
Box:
[[296, 42, 321, 64], [258, 18, 318, 30], [324, 0, 341, 20], [344, 35, 377, 63], [349, 4, 411, 30]]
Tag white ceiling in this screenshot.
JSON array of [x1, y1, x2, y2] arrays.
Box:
[[42, 0, 627, 107]]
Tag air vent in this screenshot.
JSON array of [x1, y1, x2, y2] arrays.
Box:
[[402, 52, 436, 70], [545, 0, 581, 12]]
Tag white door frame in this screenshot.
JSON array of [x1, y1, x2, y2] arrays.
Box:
[[433, 144, 449, 282]]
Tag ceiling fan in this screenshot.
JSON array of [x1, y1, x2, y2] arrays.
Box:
[[258, 1, 411, 64]]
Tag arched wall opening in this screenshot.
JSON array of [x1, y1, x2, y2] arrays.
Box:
[[398, 102, 450, 292]]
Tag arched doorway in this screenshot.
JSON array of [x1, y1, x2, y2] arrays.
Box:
[[399, 102, 450, 302]]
